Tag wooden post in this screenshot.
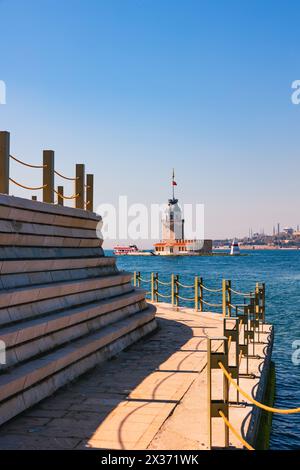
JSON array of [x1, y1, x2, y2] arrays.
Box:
[[133, 271, 137, 287], [75, 164, 85, 209], [175, 274, 179, 307], [155, 272, 159, 302], [0, 131, 10, 194], [194, 276, 199, 311], [171, 274, 175, 307], [199, 276, 203, 312], [137, 271, 141, 288], [57, 186, 64, 206], [207, 337, 229, 449], [261, 283, 266, 323], [227, 280, 232, 317], [207, 338, 212, 450], [43, 150, 54, 203], [86, 174, 94, 211], [151, 272, 155, 301], [222, 279, 227, 317]]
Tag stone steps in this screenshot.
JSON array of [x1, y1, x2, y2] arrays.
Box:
[[0, 306, 156, 426], [0, 256, 115, 274], [1, 289, 147, 367], [0, 272, 133, 309], [0, 194, 157, 426], [0, 265, 118, 290]]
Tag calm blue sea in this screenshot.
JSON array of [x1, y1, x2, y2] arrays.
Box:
[[106, 249, 300, 450]]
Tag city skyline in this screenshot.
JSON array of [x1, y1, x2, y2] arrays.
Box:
[[1, 0, 300, 243]]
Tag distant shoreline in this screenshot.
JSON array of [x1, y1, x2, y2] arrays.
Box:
[[214, 245, 300, 251]]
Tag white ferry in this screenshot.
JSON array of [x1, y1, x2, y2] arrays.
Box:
[[113, 245, 139, 255]]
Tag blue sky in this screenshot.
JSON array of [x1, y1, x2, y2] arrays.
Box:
[[0, 0, 300, 245]]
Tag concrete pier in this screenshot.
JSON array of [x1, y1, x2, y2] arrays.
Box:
[[0, 303, 273, 450]]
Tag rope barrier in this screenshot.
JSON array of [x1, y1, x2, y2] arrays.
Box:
[[156, 292, 172, 299], [218, 410, 254, 450], [177, 294, 194, 301], [157, 279, 172, 286], [200, 284, 222, 293], [218, 362, 300, 414], [201, 299, 222, 308], [85, 201, 91, 208], [10, 154, 46, 169], [177, 281, 194, 289], [138, 277, 151, 283], [229, 288, 253, 297], [54, 190, 79, 200], [9, 178, 46, 191], [54, 169, 78, 181]]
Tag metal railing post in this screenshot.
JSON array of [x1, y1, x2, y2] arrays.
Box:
[[151, 272, 155, 301], [207, 336, 229, 449], [86, 173, 94, 211], [171, 274, 175, 307], [194, 276, 199, 311], [43, 150, 54, 203], [75, 163, 85, 209], [175, 274, 179, 307], [155, 272, 159, 302], [207, 338, 212, 450], [0, 131, 10, 194], [222, 279, 227, 317], [57, 186, 64, 206], [228, 280, 232, 317], [199, 276, 203, 312]]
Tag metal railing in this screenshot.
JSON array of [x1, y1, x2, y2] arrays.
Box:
[[133, 271, 265, 318], [206, 294, 299, 450], [0, 131, 94, 211]]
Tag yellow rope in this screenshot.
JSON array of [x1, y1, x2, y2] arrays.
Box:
[[85, 200, 91, 207], [54, 189, 79, 200], [157, 279, 172, 286], [218, 410, 254, 450], [9, 178, 46, 190], [177, 281, 194, 288], [229, 288, 253, 297], [201, 299, 222, 308], [10, 154, 46, 169], [219, 362, 300, 414], [139, 277, 151, 283], [54, 169, 78, 181], [200, 284, 222, 293], [177, 294, 194, 301], [156, 292, 172, 299]]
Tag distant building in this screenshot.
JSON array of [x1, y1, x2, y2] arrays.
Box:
[[153, 170, 212, 255]]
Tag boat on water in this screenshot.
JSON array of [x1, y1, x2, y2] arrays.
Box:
[[230, 239, 240, 255], [113, 245, 155, 256], [113, 245, 139, 255]]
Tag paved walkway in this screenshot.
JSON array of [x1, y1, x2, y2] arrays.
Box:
[[0, 304, 271, 450], [0, 304, 223, 449]]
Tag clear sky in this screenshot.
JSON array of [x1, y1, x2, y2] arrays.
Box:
[[0, 0, 300, 246]]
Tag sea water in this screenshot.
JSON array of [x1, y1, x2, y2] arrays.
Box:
[[106, 249, 300, 450]]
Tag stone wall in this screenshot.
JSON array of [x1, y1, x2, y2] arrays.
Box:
[[0, 194, 157, 425]]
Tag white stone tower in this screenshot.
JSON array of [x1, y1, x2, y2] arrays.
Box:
[[162, 169, 184, 241]]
